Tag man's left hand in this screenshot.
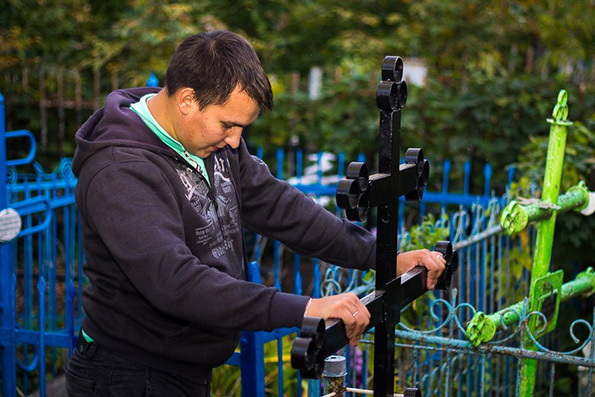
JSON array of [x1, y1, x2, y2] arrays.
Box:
[[396, 249, 446, 289]]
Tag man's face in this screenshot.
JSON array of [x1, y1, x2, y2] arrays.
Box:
[[175, 86, 260, 158]]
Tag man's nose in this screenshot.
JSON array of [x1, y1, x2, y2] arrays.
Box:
[[224, 128, 242, 149]]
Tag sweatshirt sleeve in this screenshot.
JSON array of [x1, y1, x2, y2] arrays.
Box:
[[235, 141, 377, 270], [81, 157, 309, 331]]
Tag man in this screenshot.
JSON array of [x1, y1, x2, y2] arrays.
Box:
[[66, 30, 445, 396]]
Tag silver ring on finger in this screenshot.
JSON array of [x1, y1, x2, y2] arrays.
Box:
[[352, 311, 359, 317], [436, 254, 442, 260]]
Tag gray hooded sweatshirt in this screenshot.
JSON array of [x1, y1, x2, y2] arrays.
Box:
[[72, 87, 376, 379]]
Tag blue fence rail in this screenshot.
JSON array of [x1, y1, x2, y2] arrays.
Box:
[[1, 89, 516, 396]]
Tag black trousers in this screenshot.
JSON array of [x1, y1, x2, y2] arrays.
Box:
[[65, 336, 211, 397]]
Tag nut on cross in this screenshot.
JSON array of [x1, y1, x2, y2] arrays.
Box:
[[404, 388, 423, 397], [499, 200, 529, 235], [466, 311, 497, 347]]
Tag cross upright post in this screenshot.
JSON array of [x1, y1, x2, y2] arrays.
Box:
[[374, 55, 407, 397], [291, 56, 458, 396]]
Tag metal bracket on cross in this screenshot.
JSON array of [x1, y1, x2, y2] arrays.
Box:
[[290, 56, 458, 396]]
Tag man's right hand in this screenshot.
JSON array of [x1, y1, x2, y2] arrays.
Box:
[[304, 293, 370, 347]]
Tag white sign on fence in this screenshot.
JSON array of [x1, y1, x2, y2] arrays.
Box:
[[0, 208, 22, 242]]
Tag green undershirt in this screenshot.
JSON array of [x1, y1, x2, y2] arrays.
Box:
[[130, 93, 210, 185], [81, 329, 93, 343]]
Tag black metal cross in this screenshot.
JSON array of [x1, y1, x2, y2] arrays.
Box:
[[290, 56, 458, 396]]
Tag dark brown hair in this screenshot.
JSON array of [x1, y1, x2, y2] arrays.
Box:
[[165, 31, 273, 113]]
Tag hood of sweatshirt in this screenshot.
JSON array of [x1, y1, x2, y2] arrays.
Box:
[[72, 87, 168, 177]]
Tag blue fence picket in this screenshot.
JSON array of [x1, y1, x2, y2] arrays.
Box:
[[0, 91, 17, 397]]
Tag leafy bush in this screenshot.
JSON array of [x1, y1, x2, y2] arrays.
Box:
[[250, 60, 379, 160]]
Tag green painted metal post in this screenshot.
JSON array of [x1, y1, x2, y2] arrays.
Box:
[[519, 90, 572, 397]]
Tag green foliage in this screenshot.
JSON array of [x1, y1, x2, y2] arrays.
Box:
[[251, 60, 378, 158], [206, 0, 413, 73], [504, 243, 533, 302], [3, 0, 103, 67], [250, 71, 595, 194], [404, 0, 595, 81], [3, 0, 594, 180], [513, 121, 595, 191], [401, 213, 450, 252], [89, 0, 213, 85], [211, 363, 241, 396], [404, 76, 595, 191]]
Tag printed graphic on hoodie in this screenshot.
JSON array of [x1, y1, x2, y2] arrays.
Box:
[[176, 154, 240, 259]]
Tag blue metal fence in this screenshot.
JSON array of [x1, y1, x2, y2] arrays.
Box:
[[7, 88, 590, 396], [0, 91, 83, 396], [389, 201, 595, 397], [222, 147, 506, 396]]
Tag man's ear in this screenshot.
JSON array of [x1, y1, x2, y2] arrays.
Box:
[[177, 88, 196, 115]]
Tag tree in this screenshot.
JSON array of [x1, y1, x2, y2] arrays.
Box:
[[0, 0, 593, 180]]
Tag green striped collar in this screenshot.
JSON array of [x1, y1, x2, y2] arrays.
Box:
[[130, 93, 210, 185]]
